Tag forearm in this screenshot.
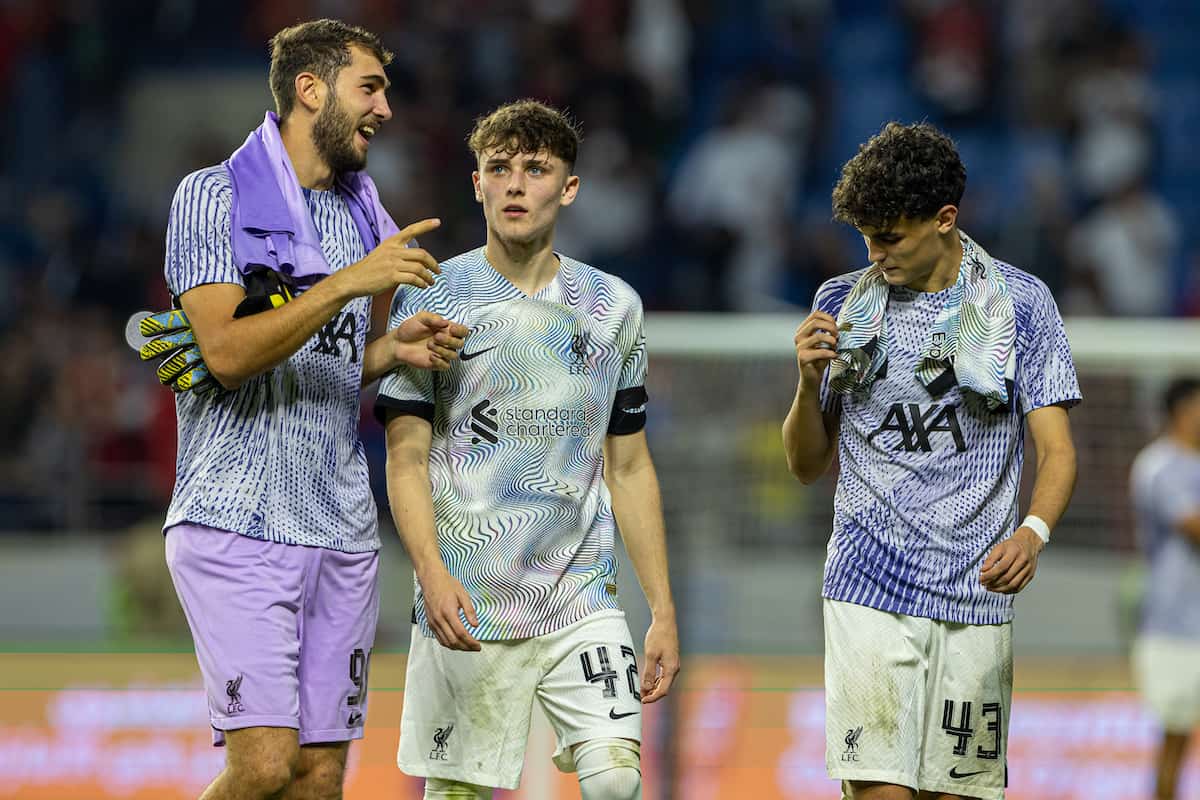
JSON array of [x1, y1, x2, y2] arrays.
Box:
[[189, 274, 353, 389], [361, 336, 395, 387], [782, 383, 834, 483], [608, 461, 675, 617], [385, 458, 446, 582], [362, 291, 394, 386], [1026, 443, 1077, 530]]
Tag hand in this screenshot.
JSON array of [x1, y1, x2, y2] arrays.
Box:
[[419, 566, 481, 651], [127, 309, 217, 393], [390, 311, 470, 371], [980, 527, 1044, 594], [793, 311, 841, 389], [335, 218, 443, 298], [640, 615, 680, 704]]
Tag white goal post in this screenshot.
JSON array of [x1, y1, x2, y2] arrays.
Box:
[[646, 314, 1200, 372]]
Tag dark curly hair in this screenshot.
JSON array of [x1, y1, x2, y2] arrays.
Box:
[[832, 122, 966, 230], [269, 20, 392, 121], [467, 100, 581, 169]]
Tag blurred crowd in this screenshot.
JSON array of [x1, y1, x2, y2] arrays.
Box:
[[0, 0, 1197, 530]]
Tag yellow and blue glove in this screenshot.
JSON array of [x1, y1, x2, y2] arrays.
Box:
[[125, 308, 215, 393], [126, 269, 297, 393]]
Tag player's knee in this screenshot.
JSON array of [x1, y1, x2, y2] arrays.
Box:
[[292, 754, 347, 798], [232, 757, 296, 797], [423, 777, 493, 799], [575, 738, 642, 800], [223, 737, 299, 796]]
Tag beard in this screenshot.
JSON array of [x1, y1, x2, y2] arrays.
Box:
[[312, 93, 367, 174]]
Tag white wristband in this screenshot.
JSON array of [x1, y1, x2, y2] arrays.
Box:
[[1021, 515, 1051, 544]]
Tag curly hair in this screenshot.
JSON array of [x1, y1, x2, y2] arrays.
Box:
[[467, 100, 581, 169], [832, 122, 966, 230], [269, 19, 392, 121]]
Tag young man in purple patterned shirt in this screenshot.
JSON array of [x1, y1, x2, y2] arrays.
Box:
[[783, 122, 1080, 800]]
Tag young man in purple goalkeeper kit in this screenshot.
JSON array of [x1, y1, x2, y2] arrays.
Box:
[[783, 122, 1080, 800], [376, 100, 680, 800], [158, 19, 469, 800]]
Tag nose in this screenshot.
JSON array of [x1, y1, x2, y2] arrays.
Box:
[[374, 92, 393, 122], [506, 170, 525, 195], [866, 240, 887, 264]]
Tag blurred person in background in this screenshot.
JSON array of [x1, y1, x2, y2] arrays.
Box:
[[1065, 121, 1179, 316], [1130, 377, 1200, 800], [377, 99, 679, 800], [667, 78, 812, 310], [156, 19, 468, 800], [783, 122, 1080, 800]]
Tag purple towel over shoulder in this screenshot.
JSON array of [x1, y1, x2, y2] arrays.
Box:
[[225, 111, 399, 281]]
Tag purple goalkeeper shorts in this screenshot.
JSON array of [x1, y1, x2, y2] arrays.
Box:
[[165, 523, 379, 745]]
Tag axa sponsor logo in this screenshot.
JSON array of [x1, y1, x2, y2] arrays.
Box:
[[869, 402, 966, 452]]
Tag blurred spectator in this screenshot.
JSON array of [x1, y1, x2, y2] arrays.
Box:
[[667, 79, 812, 310], [904, 0, 997, 122], [1066, 122, 1180, 316]]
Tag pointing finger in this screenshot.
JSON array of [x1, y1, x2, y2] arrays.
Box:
[[394, 218, 441, 244]]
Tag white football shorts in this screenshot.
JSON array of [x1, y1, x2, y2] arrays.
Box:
[[1133, 634, 1200, 733], [824, 598, 1012, 800], [398, 609, 642, 790]]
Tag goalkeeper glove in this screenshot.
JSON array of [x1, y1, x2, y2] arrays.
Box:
[[127, 269, 297, 393], [126, 308, 215, 393]]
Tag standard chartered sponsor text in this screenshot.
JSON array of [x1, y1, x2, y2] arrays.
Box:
[[503, 406, 590, 437]]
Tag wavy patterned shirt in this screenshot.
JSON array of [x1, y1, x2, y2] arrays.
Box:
[[376, 248, 648, 639]]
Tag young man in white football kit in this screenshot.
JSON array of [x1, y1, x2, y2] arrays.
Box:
[[376, 100, 680, 800], [783, 122, 1080, 800], [1130, 378, 1200, 800]]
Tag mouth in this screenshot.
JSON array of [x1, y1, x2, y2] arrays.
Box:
[[355, 122, 378, 148], [502, 205, 527, 218]]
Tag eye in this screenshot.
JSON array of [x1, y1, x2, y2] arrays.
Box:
[[528, 166, 544, 176]]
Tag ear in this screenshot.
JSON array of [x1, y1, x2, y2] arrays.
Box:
[[935, 204, 958, 233], [294, 71, 324, 114], [559, 174, 580, 208], [471, 171, 483, 203]]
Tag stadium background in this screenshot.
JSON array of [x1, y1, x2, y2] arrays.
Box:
[[1, 0, 1199, 797]]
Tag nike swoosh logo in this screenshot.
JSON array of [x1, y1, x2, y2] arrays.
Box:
[[460, 346, 497, 362], [609, 708, 638, 720], [948, 767, 987, 779]]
